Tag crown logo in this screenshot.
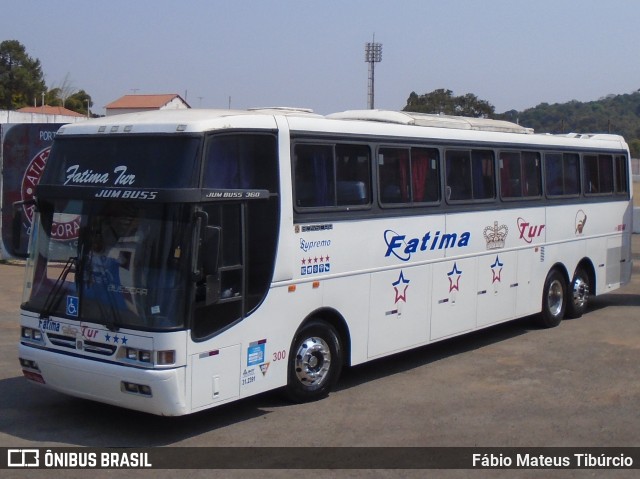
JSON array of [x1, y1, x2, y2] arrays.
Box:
[[484, 221, 508, 250]]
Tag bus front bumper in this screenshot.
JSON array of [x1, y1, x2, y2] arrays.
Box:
[[19, 342, 189, 416]]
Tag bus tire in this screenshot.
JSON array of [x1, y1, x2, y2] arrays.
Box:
[[538, 269, 567, 328], [566, 267, 590, 319], [285, 320, 343, 403]]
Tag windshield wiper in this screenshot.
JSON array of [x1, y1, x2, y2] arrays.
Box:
[[40, 256, 76, 319]]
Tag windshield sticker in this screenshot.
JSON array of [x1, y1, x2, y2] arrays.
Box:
[[384, 229, 471, 261], [66, 296, 79, 317]]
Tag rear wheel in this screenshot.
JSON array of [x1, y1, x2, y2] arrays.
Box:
[[566, 267, 590, 319], [538, 269, 567, 328], [285, 320, 343, 403]]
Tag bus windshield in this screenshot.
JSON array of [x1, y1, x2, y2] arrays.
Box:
[[41, 135, 201, 188], [23, 199, 193, 331]]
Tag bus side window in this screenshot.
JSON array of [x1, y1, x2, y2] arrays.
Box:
[[446, 150, 472, 201], [522, 151, 542, 197], [500, 152, 521, 198], [379, 147, 410, 204], [563, 153, 580, 195], [336, 144, 371, 206], [294, 144, 334, 207], [545, 153, 563, 196], [584, 154, 613, 195], [472, 150, 495, 200], [614, 155, 628, 194], [412, 147, 439, 203]]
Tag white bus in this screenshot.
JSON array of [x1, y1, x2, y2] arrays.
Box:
[[17, 108, 632, 416]]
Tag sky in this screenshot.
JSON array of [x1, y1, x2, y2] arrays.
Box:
[[2, 0, 640, 116]]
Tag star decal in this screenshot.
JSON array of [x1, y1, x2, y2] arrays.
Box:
[[490, 255, 504, 283], [447, 262, 463, 292], [392, 271, 410, 303]]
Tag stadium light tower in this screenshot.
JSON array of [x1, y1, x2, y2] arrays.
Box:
[[365, 38, 382, 109]]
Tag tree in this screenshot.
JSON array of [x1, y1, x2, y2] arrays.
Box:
[[0, 40, 46, 110], [65, 89, 93, 116], [47, 85, 93, 116], [403, 88, 495, 118]]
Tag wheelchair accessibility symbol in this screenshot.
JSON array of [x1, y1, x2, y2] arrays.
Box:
[[66, 296, 79, 317]]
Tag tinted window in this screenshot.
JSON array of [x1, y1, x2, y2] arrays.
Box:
[[294, 143, 370, 208], [446, 149, 494, 202], [545, 153, 580, 196], [583, 154, 613, 195], [500, 151, 541, 199], [379, 147, 439, 205], [43, 136, 201, 188], [204, 134, 278, 191], [614, 155, 628, 194]]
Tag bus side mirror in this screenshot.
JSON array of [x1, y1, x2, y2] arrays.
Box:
[[202, 226, 221, 305], [11, 200, 34, 258], [202, 226, 221, 276]]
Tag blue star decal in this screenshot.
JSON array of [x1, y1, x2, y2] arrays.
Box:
[[490, 255, 504, 283], [392, 271, 410, 303], [447, 262, 463, 292]]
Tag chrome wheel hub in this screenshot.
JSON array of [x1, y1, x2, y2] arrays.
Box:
[[294, 336, 331, 387], [572, 277, 589, 308], [547, 279, 564, 316]]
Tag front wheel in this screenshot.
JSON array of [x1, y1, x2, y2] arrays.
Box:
[[537, 269, 567, 328], [566, 267, 590, 319], [285, 320, 343, 403]]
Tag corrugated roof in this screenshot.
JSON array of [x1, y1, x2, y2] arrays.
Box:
[[105, 94, 188, 109], [17, 105, 85, 117]]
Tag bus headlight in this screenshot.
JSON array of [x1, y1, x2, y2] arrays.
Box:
[[21, 327, 44, 343], [126, 347, 152, 363]]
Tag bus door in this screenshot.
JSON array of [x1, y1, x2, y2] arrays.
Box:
[[190, 195, 278, 409]]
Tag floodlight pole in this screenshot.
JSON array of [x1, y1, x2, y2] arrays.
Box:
[[365, 38, 382, 109]]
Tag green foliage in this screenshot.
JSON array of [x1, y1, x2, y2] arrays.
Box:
[[403, 88, 495, 118], [0, 40, 46, 110], [404, 87, 640, 156], [495, 91, 640, 156], [497, 91, 640, 142], [47, 88, 93, 116], [1, 40, 92, 115]]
